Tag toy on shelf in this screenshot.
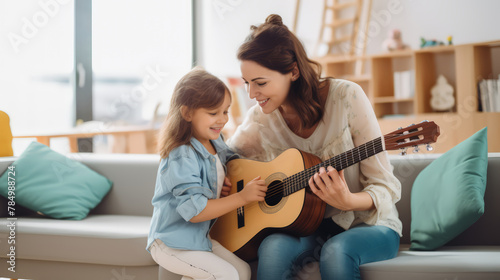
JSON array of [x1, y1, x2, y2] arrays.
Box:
[[382, 29, 409, 51], [447, 36, 453, 45], [420, 36, 453, 48]]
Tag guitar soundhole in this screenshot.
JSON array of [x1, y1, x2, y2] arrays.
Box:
[[265, 180, 283, 206]]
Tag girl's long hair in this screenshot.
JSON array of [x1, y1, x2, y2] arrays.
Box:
[[158, 67, 230, 158], [237, 14, 328, 131]]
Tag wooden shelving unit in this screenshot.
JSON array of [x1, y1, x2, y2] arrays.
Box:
[[371, 50, 415, 117], [415, 45, 457, 114], [318, 54, 371, 98], [317, 40, 500, 153]]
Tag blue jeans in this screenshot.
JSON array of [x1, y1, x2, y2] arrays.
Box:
[[256, 220, 400, 280]]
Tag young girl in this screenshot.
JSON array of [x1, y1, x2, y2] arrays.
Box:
[[147, 67, 267, 280]]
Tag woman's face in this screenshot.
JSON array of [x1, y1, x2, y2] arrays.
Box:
[[240, 60, 294, 114]]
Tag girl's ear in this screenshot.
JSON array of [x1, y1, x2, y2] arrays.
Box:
[[180, 106, 192, 122], [291, 62, 300, 81]]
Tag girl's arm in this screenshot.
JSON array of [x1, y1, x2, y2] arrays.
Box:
[[190, 176, 267, 223]]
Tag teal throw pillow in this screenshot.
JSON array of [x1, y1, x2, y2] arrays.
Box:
[[0, 141, 112, 220], [410, 127, 488, 250]]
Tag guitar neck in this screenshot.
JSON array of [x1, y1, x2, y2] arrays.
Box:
[[283, 136, 385, 196]]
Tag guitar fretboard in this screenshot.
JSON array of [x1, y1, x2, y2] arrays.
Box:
[[282, 137, 384, 196]]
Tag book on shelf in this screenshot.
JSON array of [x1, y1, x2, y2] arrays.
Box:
[[478, 75, 500, 112], [393, 70, 414, 99]]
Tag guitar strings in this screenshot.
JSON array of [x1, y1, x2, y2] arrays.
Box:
[[260, 139, 383, 200], [254, 140, 383, 201], [233, 129, 428, 214], [239, 141, 384, 213], [235, 140, 385, 213], [236, 139, 384, 205]]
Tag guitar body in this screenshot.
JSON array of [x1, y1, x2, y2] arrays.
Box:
[[210, 121, 440, 262], [210, 148, 325, 261]]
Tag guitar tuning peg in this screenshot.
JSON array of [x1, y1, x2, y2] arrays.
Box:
[[400, 147, 407, 156], [426, 144, 434, 151], [413, 145, 420, 153], [398, 127, 403, 130]]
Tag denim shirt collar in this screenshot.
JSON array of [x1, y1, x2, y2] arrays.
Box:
[[189, 136, 227, 159]]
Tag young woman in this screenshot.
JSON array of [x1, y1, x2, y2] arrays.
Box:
[[147, 67, 267, 280], [227, 15, 402, 280]]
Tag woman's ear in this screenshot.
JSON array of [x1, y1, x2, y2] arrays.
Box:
[[291, 62, 300, 81], [180, 106, 192, 122]]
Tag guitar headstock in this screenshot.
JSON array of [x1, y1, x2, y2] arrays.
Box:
[[384, 121, 440, 154]]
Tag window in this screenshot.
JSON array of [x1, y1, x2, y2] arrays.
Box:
[[0, 0, 75, 149], [92, 0, 192, 124], [0, 0, 192, 155]]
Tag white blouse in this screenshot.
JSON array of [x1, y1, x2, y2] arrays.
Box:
[[215, 154, 225, 199], [227, 79, 402, 236]]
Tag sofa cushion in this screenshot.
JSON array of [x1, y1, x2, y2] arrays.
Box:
[[360, 245, 500, 280], [0, 215, 155, 266], [0, 141, 112, 220], [410, 128, 488, 250]]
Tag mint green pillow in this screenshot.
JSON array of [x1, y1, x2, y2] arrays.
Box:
[[0, 142, 112, 220], [410, 127, 488, 250]]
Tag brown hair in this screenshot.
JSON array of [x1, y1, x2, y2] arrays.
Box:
[[157, 67, 231, 158], [237, 14, 327, 130]]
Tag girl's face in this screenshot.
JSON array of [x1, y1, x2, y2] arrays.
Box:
[[240, 60, 295, 114], [187, 91, 231, 148]]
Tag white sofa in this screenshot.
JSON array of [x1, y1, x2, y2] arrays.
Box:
[[1, 153, 500, 280]]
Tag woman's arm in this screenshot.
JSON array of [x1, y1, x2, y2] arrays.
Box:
[[308, 81, 399, 214], [346, 83, 401, 219]]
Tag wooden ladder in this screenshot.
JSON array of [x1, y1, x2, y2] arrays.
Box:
[[315, 0, 371, 56]]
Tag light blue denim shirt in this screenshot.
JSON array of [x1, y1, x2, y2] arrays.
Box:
[[146, 136, 237, 252]]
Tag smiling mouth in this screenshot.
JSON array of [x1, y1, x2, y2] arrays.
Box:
[[258, 98, 270, 106]]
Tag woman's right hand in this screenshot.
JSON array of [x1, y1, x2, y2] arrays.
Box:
[[239, 176, 267, 204]]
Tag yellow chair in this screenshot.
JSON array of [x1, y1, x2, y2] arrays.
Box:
[[0, 110, 14, 156]]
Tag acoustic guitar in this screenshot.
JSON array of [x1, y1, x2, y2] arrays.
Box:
[[210, 121, 440, 261]]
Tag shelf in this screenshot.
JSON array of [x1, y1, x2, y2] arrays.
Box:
[[415, 47, 457, 114], [374, 97, 414, 103], [317, 54, 371, 97], [371, 49, 415, 117], [336, 74, 371, 83], [415, 44, 455, 54], [473, 42, 500, 113], [317, 39, 500, 152], [370, 49, 414, 59]]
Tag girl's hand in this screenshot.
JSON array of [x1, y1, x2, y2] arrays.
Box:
[[309, 166, 354, 211], [239, 176, 267, 204], [220, 177, 231, 197]]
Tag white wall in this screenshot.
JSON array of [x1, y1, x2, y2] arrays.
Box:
[[198, 0, 500, 78]]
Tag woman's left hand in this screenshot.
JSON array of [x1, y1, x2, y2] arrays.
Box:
[[221, 177, 232, 197], [309, 166, 353, 211]]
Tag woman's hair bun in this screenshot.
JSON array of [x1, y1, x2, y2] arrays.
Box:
[[265, 14, 284, 26]]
